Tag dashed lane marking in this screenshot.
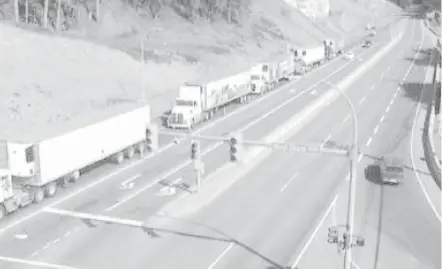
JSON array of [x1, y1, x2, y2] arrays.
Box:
[[342, 114, 351, 124], [280, 173, 299, 192], [366, 137, 373, 147], [374, 125, 380, 135], [380, 115, 386, 123], [207, 243, 234, 269]]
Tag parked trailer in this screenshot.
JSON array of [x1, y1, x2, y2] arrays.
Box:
[[167, 72, 252, 129], [324, 38, 345, 60], [250, 59, 295, 95], [290, 44, 326, 75], [0, 105, 152, 219]]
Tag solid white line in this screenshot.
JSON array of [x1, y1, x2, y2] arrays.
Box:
[[291, 195, 338, 268], [374, 125, 380, 135], [0, 43, 379, 237], [409, 43, 442, 221], [320, 134, 332, 148], [207, 243, 234, 269], [380, 115, 386, 123], [280, 173, 299, 192], [366, 137, 373, 147], [0, 256, 77, 269], [358, 96, 366, 105], [120, 174, 141, 187], [342, 114, 351, 124]]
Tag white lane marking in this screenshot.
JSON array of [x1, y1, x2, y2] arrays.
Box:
[[409, 55, 442, 222], [374, 125, 380, 135], [370, 84, 376, 91], [358, 96, 366, 105], [393, 91, 398, 99], [352, 261, 362, 269], [342, 114, 351, 124], [0, 256, 77, 269], [389, 98, 395, 106], [0, 44, 377, 237], [396, 86, 400, 92], [386, 65, 391, 73], [321, 134, 332, 148], [64, 231, 71, 237], [380, 72, 384, 79], [30, 251, 40, 258], [42, 242, 51, 250], [280, 173, 299, 192], [52, 238, 60, 244], [120, 174, 141, 190], [291, 195, 338, 268], [357, 154, 363, 163], [207, 243, 234, 269], [386, 105, 391, 113], [380, 115, 386, 123], [366, 137, 373, 147]]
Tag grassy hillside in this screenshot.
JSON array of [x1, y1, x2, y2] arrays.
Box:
[[0, 0, 401, 139]]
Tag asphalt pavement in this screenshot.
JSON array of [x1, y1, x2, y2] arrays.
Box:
[[0, 18, 428, 269]]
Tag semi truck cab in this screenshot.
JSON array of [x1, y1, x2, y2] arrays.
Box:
[[167, 84, 205, 129]]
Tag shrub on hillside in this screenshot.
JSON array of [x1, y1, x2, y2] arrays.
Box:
[[1, 0, 251, 31]]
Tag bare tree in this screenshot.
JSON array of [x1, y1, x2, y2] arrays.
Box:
[[56, 0, 62, 30], [43, 0, 49, 28], [96, 0, 99, 21], [25, 0, 29, 23], [14, 0, 19, 22]]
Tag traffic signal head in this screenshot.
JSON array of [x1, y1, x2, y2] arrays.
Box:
[[229, 132, 243, 162], [190, 140, 200, 160], [146, 123, 159, 152]]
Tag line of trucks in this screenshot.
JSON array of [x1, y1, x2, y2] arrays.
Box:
[[0, 38, 344, 220], [166, 38, 345, 129]]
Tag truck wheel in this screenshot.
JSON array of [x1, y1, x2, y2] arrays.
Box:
[[44, 182, 57, 198], [113, 152, 124, 164], [125, 146, 135, 159], [32, 188, 44, 204], [0, 204, 6, 220], [137, 143, 146, 156]]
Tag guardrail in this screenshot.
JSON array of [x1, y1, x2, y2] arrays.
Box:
[[423, 51, 441, 189]]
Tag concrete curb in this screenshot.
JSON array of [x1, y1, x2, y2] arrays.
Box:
[[423, 57, 441, 188], [159, 24, 406, 217]]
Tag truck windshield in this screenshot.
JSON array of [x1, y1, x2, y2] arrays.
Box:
[[175, 99, 194, 106]]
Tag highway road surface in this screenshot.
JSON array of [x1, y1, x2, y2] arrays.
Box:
[[0, 17, 436, 269]]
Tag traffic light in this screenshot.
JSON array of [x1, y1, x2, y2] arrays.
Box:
[[190, 140, 200, 160], [327, 227, 338, 244], [145, 123, 159, 152], [229, 132, 243, 162]]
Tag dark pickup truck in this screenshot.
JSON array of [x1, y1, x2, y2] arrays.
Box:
[[365, 157, 405, 185]]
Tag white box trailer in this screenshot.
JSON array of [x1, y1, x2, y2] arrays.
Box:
[[0, 105, 152, 219], [250, 61, 294, 94], [324, 38, 345, 60], [167, 71, 252, 129], [291, 44, 326, 74]]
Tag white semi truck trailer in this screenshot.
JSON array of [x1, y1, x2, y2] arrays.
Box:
[[0, 105, 152, 219], [167, 72, 252, 129]]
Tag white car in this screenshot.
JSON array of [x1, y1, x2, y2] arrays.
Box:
[[344, 51, 355, 60]]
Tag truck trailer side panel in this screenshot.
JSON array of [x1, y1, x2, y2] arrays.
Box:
[[202, 72, 251, 111], [35, 105, 150, 185], [301, 45, 325, 66]]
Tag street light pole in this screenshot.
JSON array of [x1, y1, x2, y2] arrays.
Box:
[[324, 81, 359, 269]]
